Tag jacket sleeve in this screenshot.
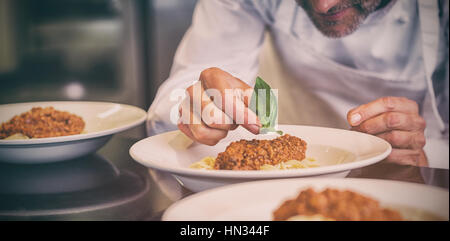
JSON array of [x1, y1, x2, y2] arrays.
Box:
[[435, 0, 449, 134], [146, 0, 266, 136]]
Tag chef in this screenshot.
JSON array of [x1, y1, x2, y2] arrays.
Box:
[[146, 0, 449, 168]]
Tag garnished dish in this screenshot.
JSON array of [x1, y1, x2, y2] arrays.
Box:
[[272, 188, 403, 221], [0, 107, 85, 140], [162, 178, 448, 220], [130, 125, 392, 192], [190, 134, 318, 170], [0, 101, 147, 164]]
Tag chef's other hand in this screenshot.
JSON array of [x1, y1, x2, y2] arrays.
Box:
[[347, 96, 428, 167], [178, 67, 261, 145]]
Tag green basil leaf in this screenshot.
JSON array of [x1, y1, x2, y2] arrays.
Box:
[[249, 76, 283, 135]]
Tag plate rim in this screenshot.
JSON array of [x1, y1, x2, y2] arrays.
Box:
[[129, 125, 392, 179], [0, 101, 147, 145], [162, 177, 449, 221]]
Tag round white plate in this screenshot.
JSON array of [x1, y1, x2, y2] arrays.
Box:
[[162, 178, 449, 221], [0, 101, 147, 164], [130, 125, 392, 192]]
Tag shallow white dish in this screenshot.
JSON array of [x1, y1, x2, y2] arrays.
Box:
[[0, 101, 146, 164], [162, 178, 449, 221], [130, 125, 392, 192]]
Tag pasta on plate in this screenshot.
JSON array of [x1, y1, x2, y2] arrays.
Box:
[[190, 156, 319, 170], [189, 134, 319, 171]]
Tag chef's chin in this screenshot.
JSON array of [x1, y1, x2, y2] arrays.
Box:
[[309, 10, 366, 38], [314, 21, 361, 38]]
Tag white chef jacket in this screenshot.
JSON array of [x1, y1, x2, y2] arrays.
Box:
[[147, 0, 449, 168]]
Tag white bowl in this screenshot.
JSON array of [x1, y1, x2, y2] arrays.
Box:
[[0, 101, 147, 164], [130, 125, 392, 192], [162, 178, 449, 221]]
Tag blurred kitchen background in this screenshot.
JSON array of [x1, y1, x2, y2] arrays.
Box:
[[0, 0, 349, 139], [0, 0, 197, 137]]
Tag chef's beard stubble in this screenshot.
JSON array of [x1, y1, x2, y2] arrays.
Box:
[[296, 0, 384, 38]]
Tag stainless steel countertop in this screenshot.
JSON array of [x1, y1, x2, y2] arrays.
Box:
[[0, 135, 448, 220]]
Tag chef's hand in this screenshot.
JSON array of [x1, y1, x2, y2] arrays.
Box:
[[177, 67, 261, 145], [347, 97, 428, 166]]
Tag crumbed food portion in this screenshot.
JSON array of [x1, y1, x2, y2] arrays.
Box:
[[0, 107, 85, 139], [273, 188, 403, 221], [214, 134, 307, 170]]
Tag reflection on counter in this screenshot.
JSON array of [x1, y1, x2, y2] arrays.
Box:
[[0, 154, 151, 220]]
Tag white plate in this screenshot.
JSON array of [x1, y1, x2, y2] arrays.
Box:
[[130, 125, 392, 192], [0, 101, 147, 164], [162, 178, 449, 221]]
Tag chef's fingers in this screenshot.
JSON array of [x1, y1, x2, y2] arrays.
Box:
[[186, 82, 237, 131], [200, 67, 253, 106], [376, 130, 426, 149], [227, 91, 260, 134], [187, 122, 228, 146], [347, 97, 420, 126], [177, 121, 196, 141], [351, 112, 426, 134], [384, 149, 428, 167], [179, 102, 228, 146], [198, 67, 260, 134], [188, 117, 228, 146]]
